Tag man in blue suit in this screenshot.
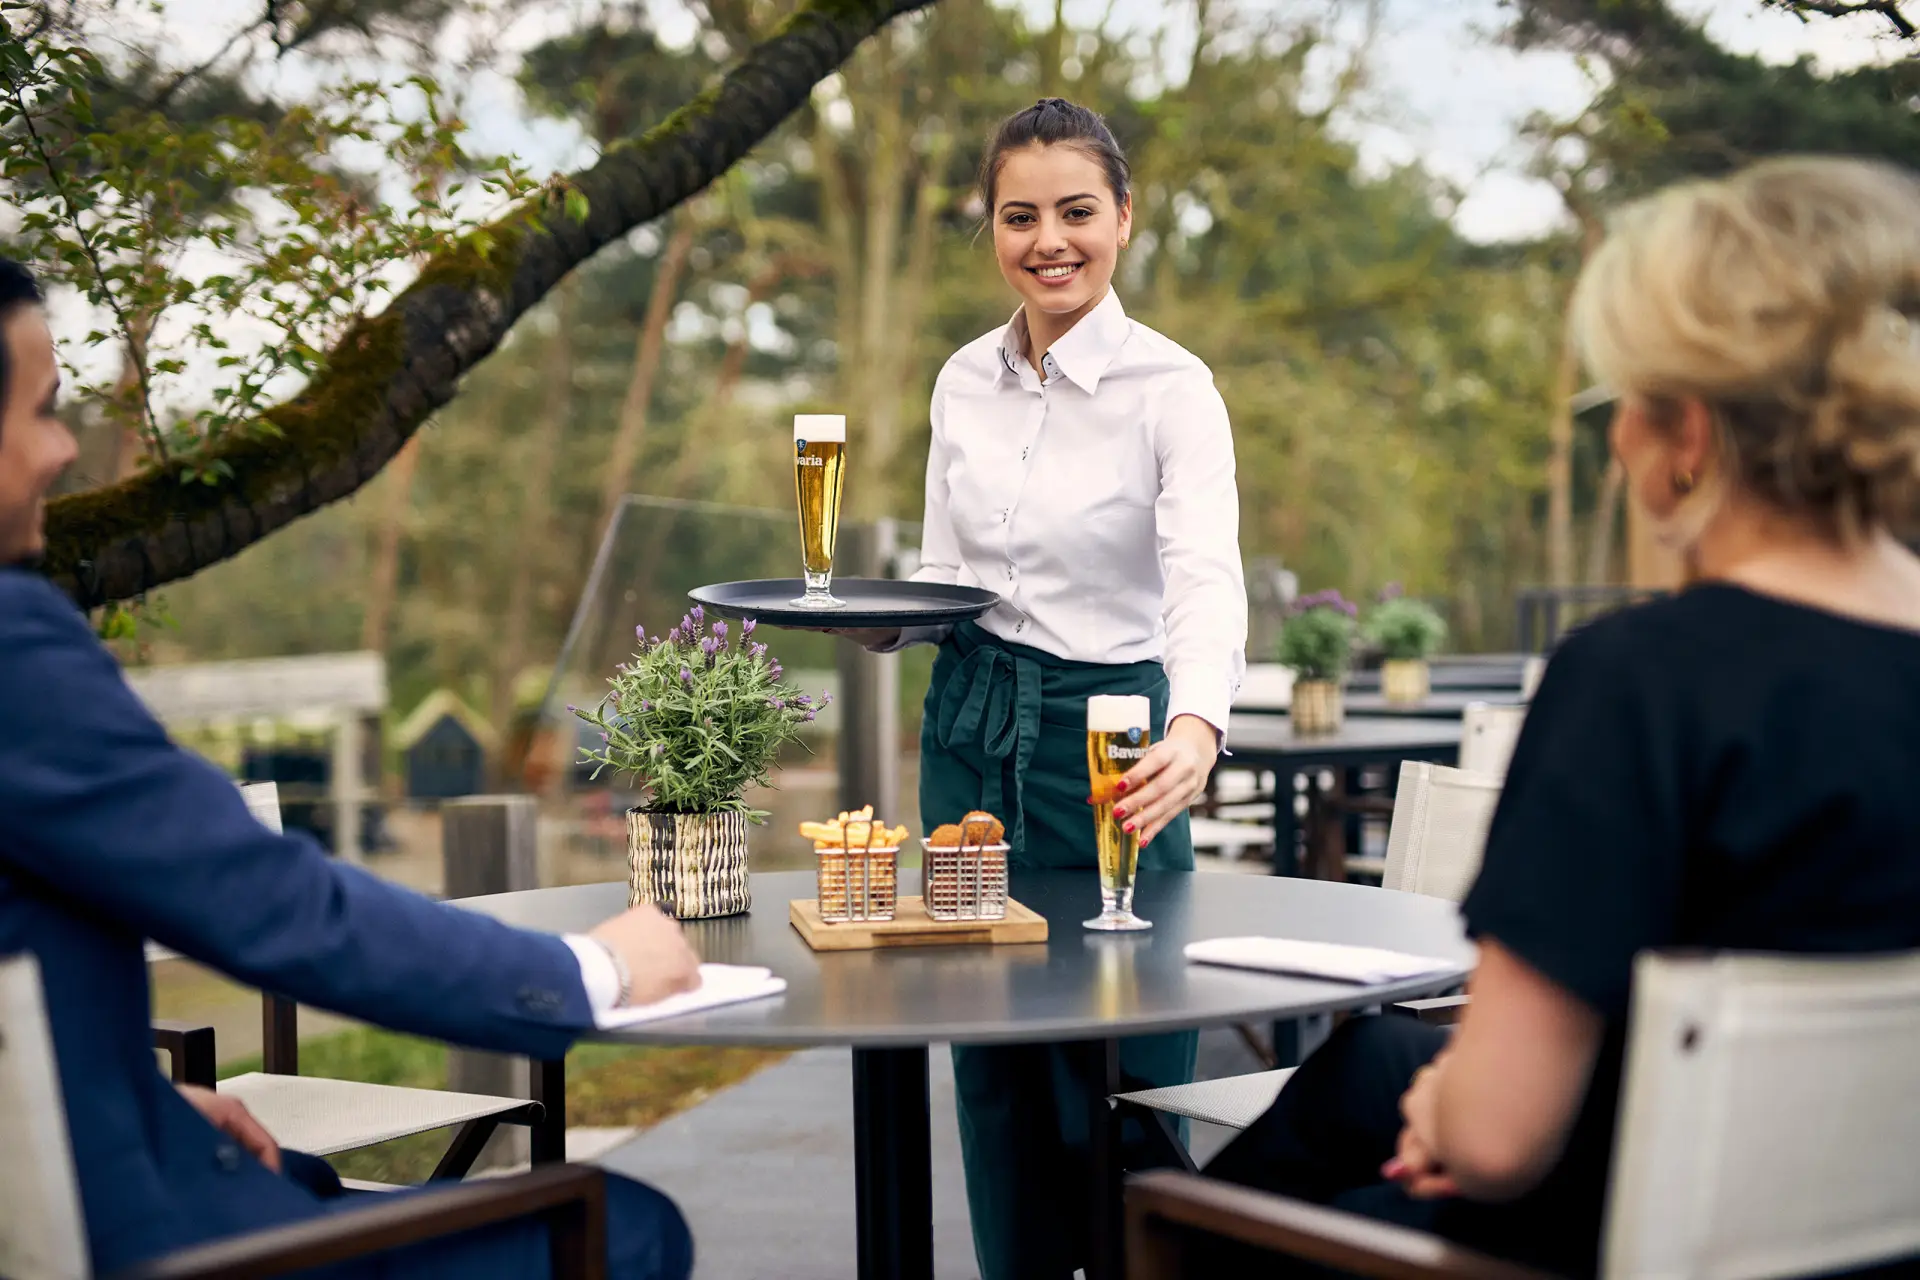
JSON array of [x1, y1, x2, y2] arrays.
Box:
[[0, 257, 698, 1278]]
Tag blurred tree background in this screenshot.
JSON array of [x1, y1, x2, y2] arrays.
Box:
[[9, 0, 1915, 731]]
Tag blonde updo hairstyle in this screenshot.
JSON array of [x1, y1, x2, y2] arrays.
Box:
[[1570, 156, 1920, 539]]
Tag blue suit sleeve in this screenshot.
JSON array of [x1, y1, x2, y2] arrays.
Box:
[[0, 574, 592, 1059]]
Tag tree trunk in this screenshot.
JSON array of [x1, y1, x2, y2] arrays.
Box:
[[42, 0, 938, 610], [359, 434, 422, 652], [1584, 457, 1623, 585], [491, 280, 575, 787], [595, 211, 698, 543], [1545, 331, 1579, 587]]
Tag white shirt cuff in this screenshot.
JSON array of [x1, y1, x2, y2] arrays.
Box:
[[563, 934, 622, 1024], [1167, 670, 1234, 742]]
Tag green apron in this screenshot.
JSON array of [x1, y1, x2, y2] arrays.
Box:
[[922, 621, 1196, 1280]]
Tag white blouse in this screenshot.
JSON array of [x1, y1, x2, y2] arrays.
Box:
[[902, 290, 1247, 733]]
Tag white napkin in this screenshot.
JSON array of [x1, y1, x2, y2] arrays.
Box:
[[1184, 937, 1461, 986], [598, 963, 787, 1028]]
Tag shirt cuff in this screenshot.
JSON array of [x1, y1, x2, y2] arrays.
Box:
[[871, 623, 952, 653], [563, 934, 622, 1025], [1167, 668, 1235, 742]]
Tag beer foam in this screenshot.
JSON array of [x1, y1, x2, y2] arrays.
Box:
[[793, 414, 846, 442], [1086, 694, 1150, 733]]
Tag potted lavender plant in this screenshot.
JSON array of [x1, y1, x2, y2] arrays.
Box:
[[572, 607, 824, 919], [1362, 585, 1449, 706], [1276, 590, 1359, 735]]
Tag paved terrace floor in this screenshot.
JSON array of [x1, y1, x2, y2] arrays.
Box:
[[585, 1028, 1264, 1279]]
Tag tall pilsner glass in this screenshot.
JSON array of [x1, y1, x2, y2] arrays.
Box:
[[792, 414, 847, 609], [1085, 694, 1153, 931]]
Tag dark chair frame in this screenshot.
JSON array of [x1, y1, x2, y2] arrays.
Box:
[[151, 1001, 569, 1180], [1125, 1169, 1559, 1280], [108, 1163, 608, 1280]]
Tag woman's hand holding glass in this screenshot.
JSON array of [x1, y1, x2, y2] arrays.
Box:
[[1105, 713, 1220, 847]]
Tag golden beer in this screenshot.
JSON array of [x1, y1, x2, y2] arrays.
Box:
[[1085, 694, 1154, 931], [792, 413, 847, 609]]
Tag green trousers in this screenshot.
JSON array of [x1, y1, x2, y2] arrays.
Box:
[[921, 622, 1196, 1280]]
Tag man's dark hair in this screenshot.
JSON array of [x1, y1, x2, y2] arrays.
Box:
[[977, 98, 1131, 215], [0, 258, 46, 439]]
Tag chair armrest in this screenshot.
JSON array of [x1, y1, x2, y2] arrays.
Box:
[[1388, 995, 1469, 1026], [107, 1163, 607, 1280], [1124, 1170, 1559, 1280], [152, 1022, 218, 1089]]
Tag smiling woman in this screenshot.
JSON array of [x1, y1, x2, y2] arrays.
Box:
[[817, 98, 1249, 1280]]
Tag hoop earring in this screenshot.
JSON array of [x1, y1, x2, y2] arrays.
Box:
[[1673, 469, 1695, 496]]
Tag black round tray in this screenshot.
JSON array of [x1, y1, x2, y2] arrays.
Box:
[[687, 578, 1000, 629]]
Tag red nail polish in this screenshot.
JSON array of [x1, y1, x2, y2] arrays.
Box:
[[1113, 806, 1128, 819], [1116, 779, 1130, 794]]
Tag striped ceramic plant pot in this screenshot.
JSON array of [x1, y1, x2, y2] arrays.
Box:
[[1381, 658, 1431, 705], [1289, 679, 1345, 736], [627, 809, 751, 919]]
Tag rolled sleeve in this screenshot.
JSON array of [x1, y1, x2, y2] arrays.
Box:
[[1154, 370, 1247, 738]]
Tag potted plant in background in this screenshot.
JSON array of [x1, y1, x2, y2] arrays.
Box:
[[572, 607, 823, 919], [1276, 590, 1358, 735], [1363, 585, 1449, 706]]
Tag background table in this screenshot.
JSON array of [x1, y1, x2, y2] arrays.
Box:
[[1221, 716, 1463, 877], [459, 869, 1472, 1280], [1234, 690, 1524, 720]]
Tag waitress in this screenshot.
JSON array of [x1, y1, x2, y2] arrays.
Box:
[[837, 97, 1247, 1279]]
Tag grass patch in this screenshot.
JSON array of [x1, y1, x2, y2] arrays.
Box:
[[218, 1028, 787, 1184]]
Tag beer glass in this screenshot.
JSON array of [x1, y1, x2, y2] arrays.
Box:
[[1085, 694, 1153, 931], [791, 413, 847, 609]]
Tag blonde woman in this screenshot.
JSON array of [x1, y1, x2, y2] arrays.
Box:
[[1206, 156, 1920, 1277]]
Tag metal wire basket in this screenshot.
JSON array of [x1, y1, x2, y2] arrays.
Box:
[[815, 845, 899, 922], [922, 838, 1011, 921]]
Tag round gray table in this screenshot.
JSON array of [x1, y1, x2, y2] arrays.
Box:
[[459, 869, 1472, 1280]]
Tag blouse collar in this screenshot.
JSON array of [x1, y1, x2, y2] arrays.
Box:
[[995, 289, 1130, 394]]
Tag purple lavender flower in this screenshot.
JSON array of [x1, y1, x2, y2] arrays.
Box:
[[821, 689, 833, 706], [793, 693, 812, 707], [804, 710, 817, 722], [635, 624, 646, 639], [742, 618, 757, 637], [690, 605, 704, 625], [1291, 589, 1358, 618], [639, 700, 652, 712], [749, 642, 767, 660], [769, 661, 783, 679], [769, 697, 786, 710], [680, 667, 694, 685], [712, 621, 727, 641], [565, 704, 577, 713]]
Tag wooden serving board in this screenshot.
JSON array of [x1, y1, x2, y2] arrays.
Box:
[[790, 895, 1048, 951]]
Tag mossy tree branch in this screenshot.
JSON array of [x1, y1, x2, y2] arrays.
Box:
[[42, 0, 936, 609]]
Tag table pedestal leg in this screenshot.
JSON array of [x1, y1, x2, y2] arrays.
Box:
[[1077, 1038, 1124, 1280], [853, 1046, 933, 1280]]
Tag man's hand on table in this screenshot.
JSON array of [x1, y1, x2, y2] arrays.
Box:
[[178, 1083, 281, 1174], [588, 903, 702, 1007]]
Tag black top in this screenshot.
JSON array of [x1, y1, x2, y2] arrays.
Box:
[[1460, 584, 1920, 1274]]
